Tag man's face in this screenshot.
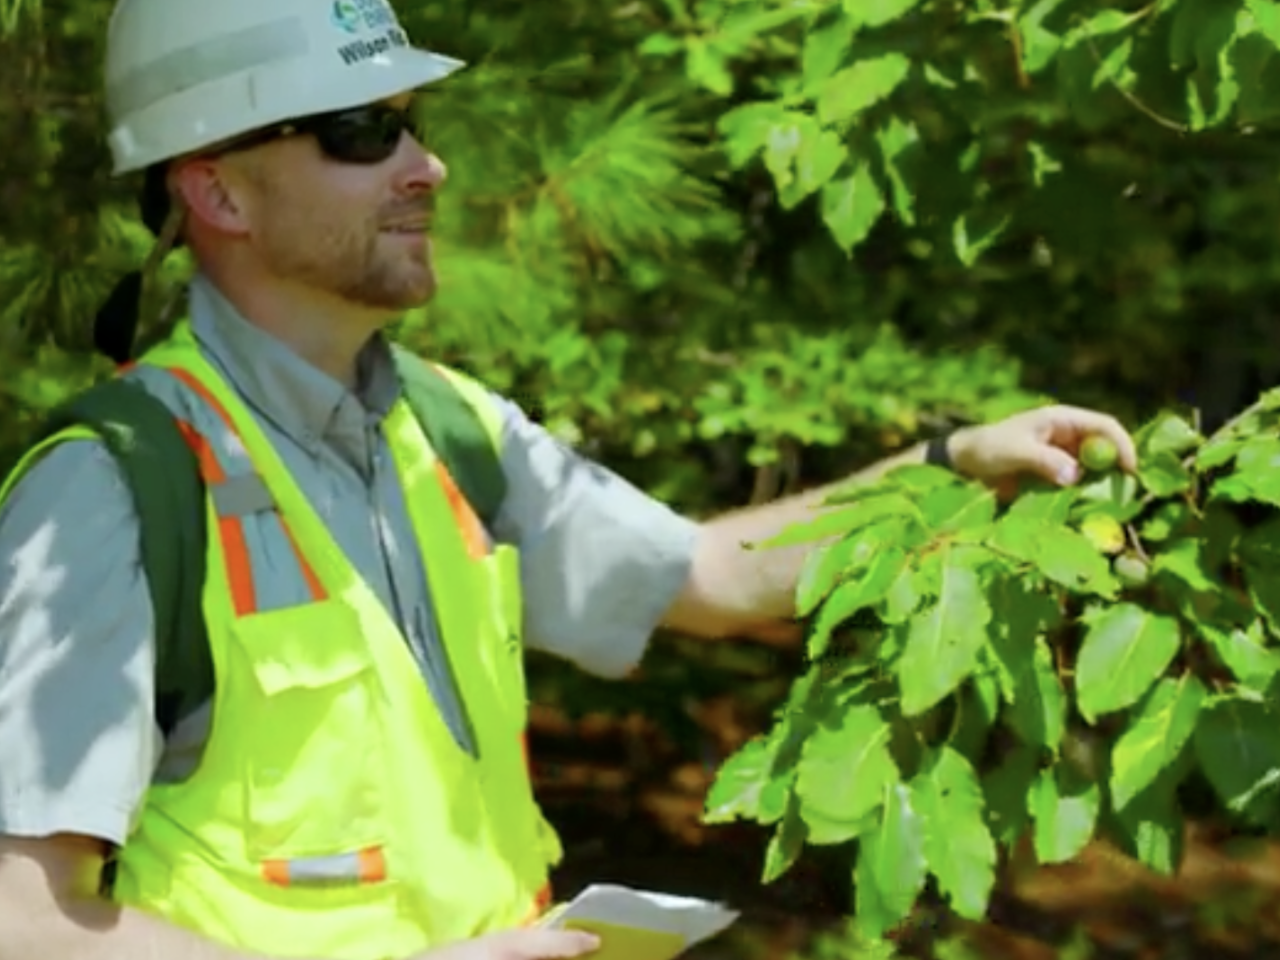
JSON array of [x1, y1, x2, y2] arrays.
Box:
[[218, 95, 445, 315]]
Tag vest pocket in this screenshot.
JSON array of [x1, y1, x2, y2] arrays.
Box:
[[226, 599, 388, 869]]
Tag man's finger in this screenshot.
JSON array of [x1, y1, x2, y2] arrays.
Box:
[[1047, 406, 1138, 472], [1033, 444, 1080, 487]]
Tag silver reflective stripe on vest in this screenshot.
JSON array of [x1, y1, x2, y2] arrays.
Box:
[[263, 847, 387, 887], [107, 17, 310, 118], [209, 473, 275, 517]]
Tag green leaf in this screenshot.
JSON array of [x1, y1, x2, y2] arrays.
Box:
[[1138, 451, 1193, 497], [1074, 603, 1182, 722], [762, 795, 807, 883], [853, 781, 928, 939], [919, 483, 997, 532], [948, 671, 1001, 760], [1111, 756, 1189, 876], [815, 54, 912, 126], [897, 550, 993, 716], [982, 745, 1039, 846], [1109, 675, 1207, 811], [987, 578, 1066, 750], [795, 703, 899, 841], [779, 125, 847, 209], [1152, 537, 1216, 593], [843, 0, 925, 28], [796, 537, 858, 616], [704, 735, 776, 823], [1193, 692, 1280, 826], [1201, 621, 1280, 690], [1005, 480, 1078, 524], [1250, 0, 1280, 47], [808, 547, 908, 657], [821, 160, 886, 253], [912, 746, 997, 920], [1136, 412, 1202, 457], [953, 209, 1011, 267], [802, 9, 857, 89], [875, 116, 918, 225], [1030, 763, 1101, 864], [718, 101, 791, 168], [758, 493, 918, 548], [991, 516, 1119, 597]]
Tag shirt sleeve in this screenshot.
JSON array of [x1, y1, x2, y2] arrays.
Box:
[[488, 394, 699, 678], [0, 440, 160, 845]]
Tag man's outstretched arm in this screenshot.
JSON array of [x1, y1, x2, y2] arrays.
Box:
[[662, 405, 1137, 644]]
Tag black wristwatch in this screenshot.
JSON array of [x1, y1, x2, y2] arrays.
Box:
[[925, 432, 955, 470]]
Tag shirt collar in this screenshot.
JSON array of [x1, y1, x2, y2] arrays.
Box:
[[186, 272, 402, 450]]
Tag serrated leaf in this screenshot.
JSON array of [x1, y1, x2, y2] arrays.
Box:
[[780, 126, 847, 209], [988, 578, 1066, 750], [1201, 621, 1280, 690], [853, 781, 927, 939], [992, 515, 1119, 597], [816, 54, 911, 125], [948, 671, 1000, 760], [1075, 604, 1182, 722], [1031, 763, 1101, 864], [919, 483, 997, 532], [1153, 537, 1216, 593], [1006, 480, 1078, 524], [1140, 502, 1191, 542], [1193, 693, 1280, 825], [758, 492, 918, 548], [875, 116, 918, 225], [821, 160, 885, 253], [802, 9, 857, 89], [1109, 675, 1207, 811], [982, 745, 1039, 846], [796, 537, 859, 616], [953, 209, 1010, 267], [718, 101, 792, 168], [808, 547, 908, 657], [1074, 470, 1142, 521], [796, 704, 898, 840], [897, 551, 993, 716], [762, 795, 807, 883], [1112, 756, 1189, 876], [704, 736, 776, 823], [1137, 412, 1202, 457], [912, 746, 996, 920], [880, 562, 921, 625], [1138, 451, 1193, 497]]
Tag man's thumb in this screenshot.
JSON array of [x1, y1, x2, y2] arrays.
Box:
[[1036, 446, 1079, 487], [526, 928, 602, 959]]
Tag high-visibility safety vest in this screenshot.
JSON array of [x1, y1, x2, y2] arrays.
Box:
[[2, 323, 563, 959]]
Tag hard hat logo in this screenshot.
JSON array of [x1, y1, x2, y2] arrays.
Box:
[[330, 0, 362, 34], [329, 0, 400, 36]]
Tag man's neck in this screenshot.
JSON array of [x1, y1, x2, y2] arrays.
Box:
[[199, 270, 387, 389]]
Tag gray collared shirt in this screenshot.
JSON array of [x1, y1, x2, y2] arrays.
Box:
[[0, 273, 699, 846]]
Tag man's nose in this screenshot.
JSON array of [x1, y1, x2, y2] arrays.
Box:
[[393, 134, 447, 193]]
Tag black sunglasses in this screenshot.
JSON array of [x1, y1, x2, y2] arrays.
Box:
[[220, 102, 420, 165]]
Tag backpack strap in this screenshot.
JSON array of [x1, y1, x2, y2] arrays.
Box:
[[37, 378, 210, 738]]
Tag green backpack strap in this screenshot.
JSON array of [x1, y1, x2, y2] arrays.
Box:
[[36, 378, 210, 738], [391, 346, 508, 529]]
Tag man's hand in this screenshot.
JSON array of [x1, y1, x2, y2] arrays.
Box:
[[948, 404, 1137, 492], [425, 928, 601, 960]]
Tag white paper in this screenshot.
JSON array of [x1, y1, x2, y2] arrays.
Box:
[[539, 884, 740, 948]]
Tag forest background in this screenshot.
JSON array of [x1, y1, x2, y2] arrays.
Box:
[[7, 0, 1280, 957]]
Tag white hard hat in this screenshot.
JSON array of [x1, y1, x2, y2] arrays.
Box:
[[103, 0, 465, 175]]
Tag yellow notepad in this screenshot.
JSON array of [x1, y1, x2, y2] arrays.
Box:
[[538, 884, 738, 960]]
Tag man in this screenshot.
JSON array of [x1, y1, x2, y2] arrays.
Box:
[[0, 0, 1137, 958]]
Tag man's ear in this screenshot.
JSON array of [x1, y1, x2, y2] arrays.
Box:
[[169, 157, 254, 238]]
